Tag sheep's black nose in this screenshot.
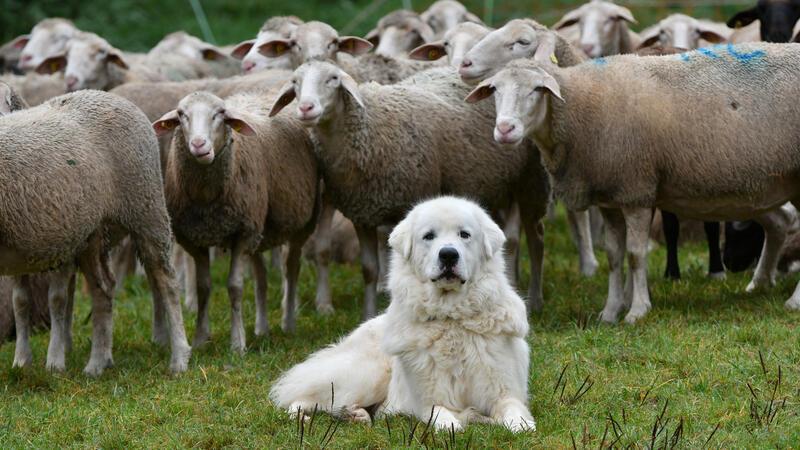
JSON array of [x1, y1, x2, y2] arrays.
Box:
[[439, 247, 459, 266]]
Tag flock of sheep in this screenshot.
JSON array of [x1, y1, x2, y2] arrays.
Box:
[[0, 0, 799, 377]]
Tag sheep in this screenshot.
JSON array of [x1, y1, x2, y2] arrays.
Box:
[[0, 72, 66, 106], [730, 21, 762, 44], [457, 19, 600, 277], [408, 22, 493, 68], [0, 89, 191, 374], [149, 31, 241, 78], [365, 10, 436, 58], [638, 14, 731, 50], [0, 81, 28, 114], [15, 18, 79, 72], [553, 0, 639, 58], [727, 0, 800, 42], [153, 90, 319, 347], [465, 43, 800, 324], [0, 38, 25, 74], [268, 60, 550, 318], [420, 0, 483, 39], [231, 16, 304, 73]]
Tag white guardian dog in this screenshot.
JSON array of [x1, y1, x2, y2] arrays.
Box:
[[269, 196, 536, 432]]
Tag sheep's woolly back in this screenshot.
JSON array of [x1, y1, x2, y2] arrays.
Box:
[[537, 43, 800, 210], [0, 73, 65, 106], [313, 65, 548, 229], [0, 90, 170, 273], [341, 53, 443, 84]]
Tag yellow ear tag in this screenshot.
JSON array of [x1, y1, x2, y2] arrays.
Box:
[[275, 43, 285, 55], [428, 49, 439, 60], [160, 121, 175, 130], [51, 61, 60, 72], [231, 122, 242, 132], [550, 53, 559, 65], [346, 41, 354, 50]]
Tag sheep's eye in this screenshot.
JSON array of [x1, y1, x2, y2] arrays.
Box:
[[443, 41, 450, 47], [516, 39, 531, 46], [459, 231, 471, 239], [423, 231, 435, 241], [329, 75, 339, 83]]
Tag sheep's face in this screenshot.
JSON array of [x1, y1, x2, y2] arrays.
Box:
[[465, 66, 563, 146], [151, 31, 225, 62], [367, 11, 435, 58], [60, 37, 128, 92], [18, 19, 77, 71], [233, 31, 294, 73], [409, 22, 490, 68], [269, 61, 364, 125], [554, 1, 636, 58], [639, 15, 727, 50], [421, 1, 481, 38], [153, 92, 256, 165], [257, 22, 372, 70], [459, 20, 549, 83]]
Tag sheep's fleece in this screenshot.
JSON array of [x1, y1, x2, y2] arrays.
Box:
[[270, 197, 535, 432]]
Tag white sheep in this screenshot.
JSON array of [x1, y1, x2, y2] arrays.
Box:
[[638, 14, 731, 50], [553, 0, 639, 58], [420, 0, 484, 39], [230, 16, 304, 73]]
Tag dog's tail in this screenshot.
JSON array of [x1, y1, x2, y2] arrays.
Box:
[[269, 315, 392, 416]]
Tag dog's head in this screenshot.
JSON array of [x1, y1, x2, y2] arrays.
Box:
[[389, 196, 506, 291]]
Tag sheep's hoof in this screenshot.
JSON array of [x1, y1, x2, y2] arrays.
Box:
[[346, 405, 372, 424], [784, 297, 800, 311], [169, 348, 190, 374], [580, 259, 599, 277], [624, 306, 650, 324], [746, 278, 774, 293], [83, 358, 113, 377], [46, 356, 66, 373], [12, 352, 32, 369], [599, 309, 618, 324], [707, 271, 726, 280], [315, 303, 335, 315]]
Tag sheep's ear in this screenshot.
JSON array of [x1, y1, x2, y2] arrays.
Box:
[[464, 80, 495, 104], [794, 32, 800, 43], [697, 28, 727, 44], [11, 34, 30, 49], [611, 5, 636, 24], [106, 52, 129, 69], [338, 37, 373, 56], [727, 7, 758, 28], [223, 109, 257, 136], [35, 55, 67, 74], [553, 10, 582, 30], [463, 12, 484, 25], [258, 39, 293, 58], [478, 210, 505, 261], [532, 32, 558, 67], [152, 110, 180, 136], [388, 214, 414, 260], [340, 72, 365, 109], [269, 82, 296, 117], [201, 48, 226, 61], [538, 71, 564, 102], [408, 42, 446, 61], [365, 28, 380, 47], [231, 40, 255, 59], [637, 31, 661, 49]]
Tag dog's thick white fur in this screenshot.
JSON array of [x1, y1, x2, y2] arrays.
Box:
[[270, 197, 536, 432]]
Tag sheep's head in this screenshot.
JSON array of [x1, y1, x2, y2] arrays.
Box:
[[269, 61, 364, 126], [458, 19, 557, 84], [420, 1, 483, 38], [36, 32, 128, 92], [465, 61, 562, 146], [639, 14, 728, 50], [17, 18, 77, 71], [727, 0, 800, 43], [153, 91, 255, 165], [258, 21, 372, 69], [151, 31, 226, 62], [0, 82, 27, 116], [409, 22, 491, 68], [231, 16, 303, 73], [366, 10, 435, 57], [554, 0, 636, 58]]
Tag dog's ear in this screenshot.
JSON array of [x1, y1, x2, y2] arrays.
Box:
[[479, 211, 506, 260], [389, 215, 414, 260]]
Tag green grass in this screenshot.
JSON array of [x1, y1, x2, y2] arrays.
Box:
[[1, 205, 799, 448]]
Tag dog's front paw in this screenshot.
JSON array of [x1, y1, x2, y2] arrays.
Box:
[[432, 407, 463, 432]]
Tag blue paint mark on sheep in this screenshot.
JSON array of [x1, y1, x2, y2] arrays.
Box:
[[593, 57, 607, 66], [726, 44, 766, 62], [698, 47, 720, 59]]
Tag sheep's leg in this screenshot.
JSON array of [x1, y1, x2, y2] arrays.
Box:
[[567, 209, 598, 277], [172, 246, 198, 312], [45, 267, 74, 372], [80, 245, 116, 377], [748, 208, 792, 292], [356, 226, 379, 319], [502, 203, 522, 288], [523, 219, 545, 314], [599, 208, 626, 323], [189, 247, 212, 348], [491, 397, 536, 433], [313, 201, 335, 314], [377, 226, 391, 294], [589, 206, 605, 245], [65, 272, 76, 353], [12, 276, 32, 368], [661, 210, 681, 280], [281, 240, 304, 333], [622, 207, 653, 324], [227, 243, 247, 354], [150, 243, 171, 346], [705, 221, 725, 279], [250, 253, 269, 337]]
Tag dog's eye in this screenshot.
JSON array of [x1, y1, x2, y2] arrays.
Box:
[[423, 231, 435, 241], [459, 231, 471, 239]]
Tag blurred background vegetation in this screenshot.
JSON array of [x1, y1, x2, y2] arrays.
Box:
[[1, 0, 751, 51]]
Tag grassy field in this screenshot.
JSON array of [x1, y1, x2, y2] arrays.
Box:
[[0, 206, 798, 448]]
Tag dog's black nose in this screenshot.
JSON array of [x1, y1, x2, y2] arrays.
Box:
[[439, 247, 459, 266]]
